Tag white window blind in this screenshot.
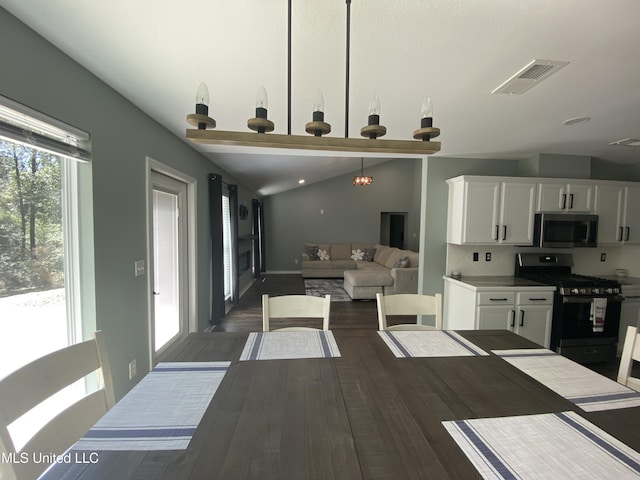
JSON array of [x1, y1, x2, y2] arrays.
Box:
[[222, 193, 232, 300], [0, 94, 91, 162]]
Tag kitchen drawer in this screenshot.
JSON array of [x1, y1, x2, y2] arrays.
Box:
[[477, 292, 515, 306], [516, 291, 554, 305]]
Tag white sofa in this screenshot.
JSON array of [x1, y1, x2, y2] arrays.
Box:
[[302, 243, 419, 299]]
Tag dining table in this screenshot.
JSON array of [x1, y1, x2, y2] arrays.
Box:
[[40, 329, 640, 479]]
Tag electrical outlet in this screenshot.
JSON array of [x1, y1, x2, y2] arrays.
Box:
[[294, 258, 299, 264], [473, 252, 479, 262], [129, 359, 137, 380], [485, 252, 492, 262], [601, 253, 607, 262]]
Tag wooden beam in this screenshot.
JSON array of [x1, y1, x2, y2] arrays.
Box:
[[186, 128, 441, 155]]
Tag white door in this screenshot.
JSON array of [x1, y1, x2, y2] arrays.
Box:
[[150, 171, 188, 354]]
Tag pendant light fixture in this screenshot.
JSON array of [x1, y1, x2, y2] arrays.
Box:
[[186, 1, 440, 156], [352, 158, 373, 186]]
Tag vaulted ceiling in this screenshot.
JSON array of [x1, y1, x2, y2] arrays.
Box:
[[3, 0, 640, 195]]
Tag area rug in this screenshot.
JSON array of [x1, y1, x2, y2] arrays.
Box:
[[304, 279, 351, 302]]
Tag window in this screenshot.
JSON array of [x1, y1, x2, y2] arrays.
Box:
[[222, 193, 233, 301], [0, 95, 93, 449]]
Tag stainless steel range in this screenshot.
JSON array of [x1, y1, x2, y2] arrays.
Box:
[[515, 253, 623, 364]]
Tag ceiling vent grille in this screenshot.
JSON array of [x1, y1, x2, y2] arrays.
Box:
[[492, 59, 569, 95], [609, 138, 640, 147]]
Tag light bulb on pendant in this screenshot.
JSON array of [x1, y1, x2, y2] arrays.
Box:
[[368, 93, 381, 123], [360, 93, 386, 139], [420, 97, 433, 127], [413, 95, 440, 142], [305, 88, 331, 136], [187, 82, 216, 130], [195, 82, 209, 112], [247, 85, 274, 133], [353, 158, 373, 186], [313, 88, 325, 120]]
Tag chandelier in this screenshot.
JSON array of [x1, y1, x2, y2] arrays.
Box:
[[353, 158, 373, 186], [186, 1, 441, 156]]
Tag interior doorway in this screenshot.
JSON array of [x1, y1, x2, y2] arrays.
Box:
[[380, 212, 408, 249]]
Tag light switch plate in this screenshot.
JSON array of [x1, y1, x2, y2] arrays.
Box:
[[134, 260, 145, 277]]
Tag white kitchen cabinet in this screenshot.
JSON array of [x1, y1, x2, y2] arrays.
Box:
[[595, 183, 640, 245], [444, 278, 554, 348], [537, 182, 593, 213], [514, 292, 553, 348], [446, 176, 536, 245]]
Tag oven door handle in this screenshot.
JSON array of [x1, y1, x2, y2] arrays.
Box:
[[562, 295, 624, 304]]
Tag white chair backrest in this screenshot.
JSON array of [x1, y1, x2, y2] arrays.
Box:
[[262, 294, 331, 331], [0, 331, 114, 480], [376, 293, 443, 331], [617, 325, 640, 392]]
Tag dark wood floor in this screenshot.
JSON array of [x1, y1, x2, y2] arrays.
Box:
[[215, 273, 624, 379], [215, 274, 380, 334]]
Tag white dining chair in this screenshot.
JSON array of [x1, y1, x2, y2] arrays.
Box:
[[617, 325, 640, 392], [376, 293, 443, 331], [0, 331, 115, 480], [262, 294, 331, 331]]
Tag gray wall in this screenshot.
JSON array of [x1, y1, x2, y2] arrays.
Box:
[[0, 8, 257, 400], [264, 159, 421, 271]]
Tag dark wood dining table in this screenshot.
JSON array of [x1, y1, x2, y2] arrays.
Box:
[[41, 330, 640, 479]]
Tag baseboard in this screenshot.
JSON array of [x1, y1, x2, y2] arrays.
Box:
[[264, 270, 302, 274]]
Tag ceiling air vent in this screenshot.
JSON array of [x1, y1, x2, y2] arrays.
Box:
[[492, 59, 569, 95], [609, 138, 640, 147]]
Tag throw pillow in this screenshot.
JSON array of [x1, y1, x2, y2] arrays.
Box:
[[362, 247, 376, 262], [305, 245, 320, 261], [351, 249, 365, 261], [318, 248, 331, 261], [393, 256, 410, 268]]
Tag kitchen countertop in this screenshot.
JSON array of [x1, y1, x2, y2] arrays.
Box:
[[444, 275, 554, 289], [602, 276, 640, 288]]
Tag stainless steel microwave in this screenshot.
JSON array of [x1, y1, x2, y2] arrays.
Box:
[[532, 213, 598, 248]]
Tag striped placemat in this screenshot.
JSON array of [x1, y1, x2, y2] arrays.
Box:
[[239, 331, 341, 361], [443, 411, 640, 479], [494, 349, 640, 411], [378, 330, 488, 358], [72, 362, 229, 450]]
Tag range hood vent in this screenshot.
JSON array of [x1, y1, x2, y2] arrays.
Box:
[[492, 59, 569, 95]]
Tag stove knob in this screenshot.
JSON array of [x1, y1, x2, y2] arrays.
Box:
[[580, 288, 587, 294], [571, 288, 579, 294]]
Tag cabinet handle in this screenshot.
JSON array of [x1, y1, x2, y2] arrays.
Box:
[[495, 225, 499, 240], [528, 297, 548, 301], [619, 227, 625, 242], [626, 227, 630, 241], [519, 310, 525, 327], [569, 193, 574, 209], [502, 225, 507, 241], [561, 193, 567, 210], [490, 298, 509, 301], [510, 310, 515, 327]]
